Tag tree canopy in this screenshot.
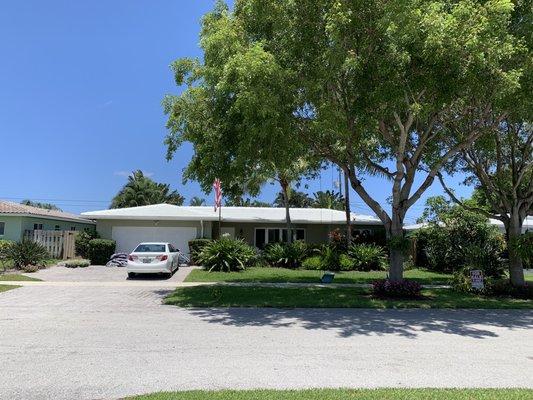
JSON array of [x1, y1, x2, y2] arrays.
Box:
[[164, 0, 527, 281], [20, 200, 62, 211], [110, 170, 184, 209]]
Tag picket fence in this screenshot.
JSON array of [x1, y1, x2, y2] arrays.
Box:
[[24, 230, 78, 260]]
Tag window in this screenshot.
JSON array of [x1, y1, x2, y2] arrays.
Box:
[[0, 222, 4, 236], [133, 244, 166, 253], [168, 244, 178, 253], [254, 228, 306, 249], [33, 223, 43, 230], [70, 226, 76, 231], [54, 225, 60, 231]]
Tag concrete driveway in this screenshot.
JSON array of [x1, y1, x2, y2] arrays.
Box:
[[1, 280, 532, 400]]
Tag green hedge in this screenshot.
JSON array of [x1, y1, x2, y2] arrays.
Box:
[[63, 259, 91, 268], [88, 239, 116, 265], [188, 238, 212, 264]]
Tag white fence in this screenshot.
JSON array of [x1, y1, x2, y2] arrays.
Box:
[[24, 230, 78, 260]]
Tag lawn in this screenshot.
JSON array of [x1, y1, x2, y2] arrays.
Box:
[[164, 285, 533, 309], [185, 267, 452, 285], [0, 284, 20, 294], [128, 389, 532, 400], [0, 274, 41, 282]]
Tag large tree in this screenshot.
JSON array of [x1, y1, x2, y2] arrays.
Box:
[[164, 0, 523, 281], [110, 170, 185, 209], [20, 200, 62, 211]]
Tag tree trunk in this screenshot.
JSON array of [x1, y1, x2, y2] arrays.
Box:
[[387, 209, 405, 282], [344, 172, 352, 248], [280, 179, 293, 244], [507, 212, 525, 287]]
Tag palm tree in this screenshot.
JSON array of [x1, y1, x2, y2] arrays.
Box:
[[312, 190, 345, 210], [189, 196, 206, 206], [110, 170, 185, 208]]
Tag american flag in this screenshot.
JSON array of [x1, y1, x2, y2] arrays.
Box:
[[213, 178, 222, 212]]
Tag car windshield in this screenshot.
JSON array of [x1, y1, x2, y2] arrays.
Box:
[[134, 244, 166, 253]]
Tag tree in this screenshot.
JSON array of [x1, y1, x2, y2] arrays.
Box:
[[417, 196, 453, 224], [312, 190, 344, 211], [225, 198, 271, 207], [435, 0, 533, 287], [438, 120, 532, 286], [110, 170, 184, 209], [164, 0, 523, 281], [189, 197, 206, 206], [274, 190, 313, 208], [20, 200, 61, 211]]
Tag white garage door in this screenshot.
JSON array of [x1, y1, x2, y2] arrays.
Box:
[[111, 226, 198, 255]]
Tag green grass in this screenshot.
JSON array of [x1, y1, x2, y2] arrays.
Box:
[[165, 285, 532, 309], [0, 274, 41, 281], [185, 267, 453, 285], [128, 388, 533, 400], [0, 284, 20, 293]]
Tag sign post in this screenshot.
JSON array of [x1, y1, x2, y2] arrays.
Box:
[[470, 270, 484, 290]]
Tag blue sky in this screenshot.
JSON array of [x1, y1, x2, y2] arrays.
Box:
[[0, 0, 471, 223]]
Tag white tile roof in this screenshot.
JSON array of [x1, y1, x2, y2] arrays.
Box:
[[82, 204, 383, 225]]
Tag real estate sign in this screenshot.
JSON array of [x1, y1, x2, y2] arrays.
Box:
[[471, 270, 484, 290]]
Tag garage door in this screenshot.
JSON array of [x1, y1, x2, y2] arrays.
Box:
[[111, 226, 198, 255]]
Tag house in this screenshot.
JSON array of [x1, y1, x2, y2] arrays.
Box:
[[0, 200, 95, 242], [82, 204, 383, 254]]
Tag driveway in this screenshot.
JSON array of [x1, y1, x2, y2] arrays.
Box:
[[23, 264, 196, 283], [1, 282, 532, 400]]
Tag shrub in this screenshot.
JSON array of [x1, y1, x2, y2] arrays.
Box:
[[75, 228, 99, 259], [8, 239, 49, 270], [188, 238, 212, 264], [302, 255, 322, 270], [301, 245, 342, 271], [88, 239, 116, 265], [510, 232, 533, 269], [319, 245, 341, 271], [262, 241, 308, 269], [372, 279, 422, 298], [198, 238, 257, 272], [348, 243, 387, 271], [63, 259, 91, 268], [485, 280, 533, 299], [0, 239, 14, 271], [22, 264, 40, 273], [413, 208, 505, 273], [339, 254, 355, 271]]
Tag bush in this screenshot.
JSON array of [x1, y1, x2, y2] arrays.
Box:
[[372, 279, 422, 298], [302, 255, 322, 270], [63, 259, 91, 268], [198, 238, 257, 272], [452, 270, 533, 299], [75, 228, 99, 259], [188, 238, 212, 265], [88, 239, 116, 265], [8, 239, 50, 270], [262, 241, 308, 269], [348, 243, 387, 271], [510, 232, 533, 269], [413, 208, 505, 273], [339, 254, 355, 271], [0, 239, 14, 271]]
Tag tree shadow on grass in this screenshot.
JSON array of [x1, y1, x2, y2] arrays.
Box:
[[178, 306, 533, 340]]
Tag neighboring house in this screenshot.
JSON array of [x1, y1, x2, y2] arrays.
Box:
[[404, 217, 533, 233], [0, 201, 95, 242], [82, 204, 383, 254]]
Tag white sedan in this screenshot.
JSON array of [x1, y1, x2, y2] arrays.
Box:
[[127, 242, 180, 279]]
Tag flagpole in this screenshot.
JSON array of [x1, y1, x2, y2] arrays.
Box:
[[218, 203, 222, 239]]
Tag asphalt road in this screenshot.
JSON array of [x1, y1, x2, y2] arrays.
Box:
[[1, 282, 532, 400]]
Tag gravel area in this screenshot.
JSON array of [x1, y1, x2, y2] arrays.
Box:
[[0, 282, 532, 400]]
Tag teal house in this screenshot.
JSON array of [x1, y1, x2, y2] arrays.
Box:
[[0, 201, 95, 242]]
